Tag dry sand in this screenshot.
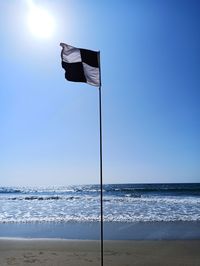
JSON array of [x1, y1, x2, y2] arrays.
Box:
[[0, 239, 199, 266]]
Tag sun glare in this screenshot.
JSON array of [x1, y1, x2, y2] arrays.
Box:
[[27, 5, 55, 39]]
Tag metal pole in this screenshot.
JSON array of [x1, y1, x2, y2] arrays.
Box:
[[98, 51, 103, 266], [99, 85, 103, 266]]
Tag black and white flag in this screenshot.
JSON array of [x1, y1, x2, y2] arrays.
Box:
[[60, 43, 100, 87]]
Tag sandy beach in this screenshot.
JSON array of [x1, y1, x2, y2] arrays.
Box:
[[0, 239, 199, 266]]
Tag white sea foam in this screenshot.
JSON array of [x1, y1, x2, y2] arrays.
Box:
[[0, 185, 200, 223]]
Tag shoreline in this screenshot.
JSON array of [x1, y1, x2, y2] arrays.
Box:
[[0, 221, 200, 240], [0, 239, 200, 266], [1, 220, 200, 265]]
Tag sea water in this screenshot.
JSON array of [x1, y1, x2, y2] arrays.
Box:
[[0, 183, 200, 223]]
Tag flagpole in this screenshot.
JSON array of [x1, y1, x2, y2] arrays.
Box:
[[99, 85, 104, 266], [60, 43, 103, 264], [98, 52, 103, 266]]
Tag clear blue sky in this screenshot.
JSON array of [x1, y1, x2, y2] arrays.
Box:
[[0, 0, 199, 186]]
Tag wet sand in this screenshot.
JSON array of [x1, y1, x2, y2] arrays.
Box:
[[0, 239, 200, 266]]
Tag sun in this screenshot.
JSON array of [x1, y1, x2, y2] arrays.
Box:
[[27, 5, 55, 39]]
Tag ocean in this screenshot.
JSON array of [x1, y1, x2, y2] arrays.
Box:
[[0, 183, 200, 223]]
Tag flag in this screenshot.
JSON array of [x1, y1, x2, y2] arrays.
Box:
[[60, 43, 100, 87]]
